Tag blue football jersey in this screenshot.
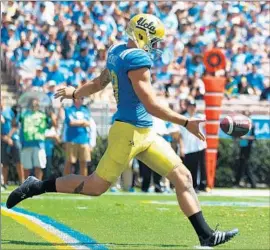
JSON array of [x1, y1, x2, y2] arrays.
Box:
[[106, 43, 153, 127]]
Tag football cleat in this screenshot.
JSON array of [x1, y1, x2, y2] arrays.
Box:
[[6, 176, 40, 209], [200, 227, 239, 247]]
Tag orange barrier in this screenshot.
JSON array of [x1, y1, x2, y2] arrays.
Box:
[[205, 150, 218, 188], [204, 77, 226, 92], [204, 94, 223, 107], [203, 74, 226, 188], [206, 137, 219, 149], [205, 108, 222, 120], [205, 122, 220, 135]]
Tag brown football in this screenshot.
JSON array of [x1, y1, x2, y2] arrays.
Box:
[[220, 114, 252, 137]]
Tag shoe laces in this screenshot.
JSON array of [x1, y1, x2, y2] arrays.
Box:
[[214, 223, 220, 233]]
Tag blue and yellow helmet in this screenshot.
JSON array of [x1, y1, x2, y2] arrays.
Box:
[[126, 14, 166, 59]]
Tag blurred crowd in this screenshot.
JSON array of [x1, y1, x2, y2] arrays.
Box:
[[1, 1, 270, 106]]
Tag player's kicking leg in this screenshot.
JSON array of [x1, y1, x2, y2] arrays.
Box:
[[167, 167, 238, 247], [6, 172, 111, 209], [6, 121, 133, 209], [136, 135, 238, 247]]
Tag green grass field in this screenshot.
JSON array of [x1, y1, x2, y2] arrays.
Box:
[[1, 189, 270, 250]]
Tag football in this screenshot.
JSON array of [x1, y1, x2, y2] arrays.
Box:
[[220, 114, 252, 137]]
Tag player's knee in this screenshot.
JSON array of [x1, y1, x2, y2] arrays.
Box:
[[169, 166, 193, 191], [84, 185, 108, 196], [183, 170, 193, 191], [90, 188, 105, 196]]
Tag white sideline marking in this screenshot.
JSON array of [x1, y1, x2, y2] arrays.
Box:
[[142, 200, 270, 208], [77, 206, 88, 210], [156, 207, 170, 211], [1, 207, 90, 250]]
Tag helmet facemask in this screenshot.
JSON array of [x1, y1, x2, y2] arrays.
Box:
[[126, 21, 164, 61], [144, 34, 163, 60]]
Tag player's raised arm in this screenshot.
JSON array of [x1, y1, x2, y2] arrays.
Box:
[[55, 68, 111, 101], [129, 67, 205, 141]]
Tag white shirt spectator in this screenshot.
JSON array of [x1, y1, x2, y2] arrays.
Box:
[[35, 2, 55, 26], [179, 113, 206, 154], [5, 1, 18, 18]]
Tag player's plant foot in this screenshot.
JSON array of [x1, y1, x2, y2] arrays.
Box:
[[6, 176, 41, 209], [200, 227, 239, 247]]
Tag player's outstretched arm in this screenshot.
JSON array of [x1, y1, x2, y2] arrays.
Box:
[[55, 68, 111, 101], [129, 68, 205, 141]]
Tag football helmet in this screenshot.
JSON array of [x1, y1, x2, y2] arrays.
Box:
[[126, 13, 165, 59]]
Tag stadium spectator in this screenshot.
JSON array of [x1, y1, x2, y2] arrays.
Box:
[[46, 61, 66, 86], [67, 61, 87, 88], [42, 44, 59, 67], [46, 80, 57, 101], [1, 24, 20, 55], [260, 84, 270, 101], [15, 43, 37, 89], [179, 99, 207, 192], [32, 65, 46, 90], [1, 102, 24, 186], [5, 1, 18, 19], [246, 65, 265, 94], [238, 76, 251, 95], [63, 98, 91, 176], [19, 98, 53, 180], [45, 123, 60, 179], [186, 54, 205, 78], [74, 43, 96, 72], [234, 111, 256, 189], [35, 2, 55, 26], [61, 30, 78, 59]]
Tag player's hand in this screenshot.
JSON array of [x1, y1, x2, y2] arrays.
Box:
[[55, 86, 76, 102], [186, 118, 205, 141]]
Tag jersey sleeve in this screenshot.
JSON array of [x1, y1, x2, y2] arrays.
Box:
[[124, 49, 152, 72]]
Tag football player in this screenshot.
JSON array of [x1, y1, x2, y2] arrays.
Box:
[[7, 14, 238, 247]]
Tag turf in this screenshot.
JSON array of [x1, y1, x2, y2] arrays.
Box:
[[1, 192, 270, 250]]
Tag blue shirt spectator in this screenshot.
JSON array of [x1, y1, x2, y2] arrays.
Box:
[[159, 5, 178, 32], [246, 66, 265, 91], [157, 66, 172, 83], [231, 47, 247, 70], [15, 44, 36, 68], [46, 62, 66, 85], [1, 107, 18, 141], [67, 61, 87, 87], [1, 25, 9, 45], [32, 66, 46, 87], [64, 99, 91, 145], [186, 54, 205, 77], [74, 44, 96, 71], [1, 24, 20, 46]]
